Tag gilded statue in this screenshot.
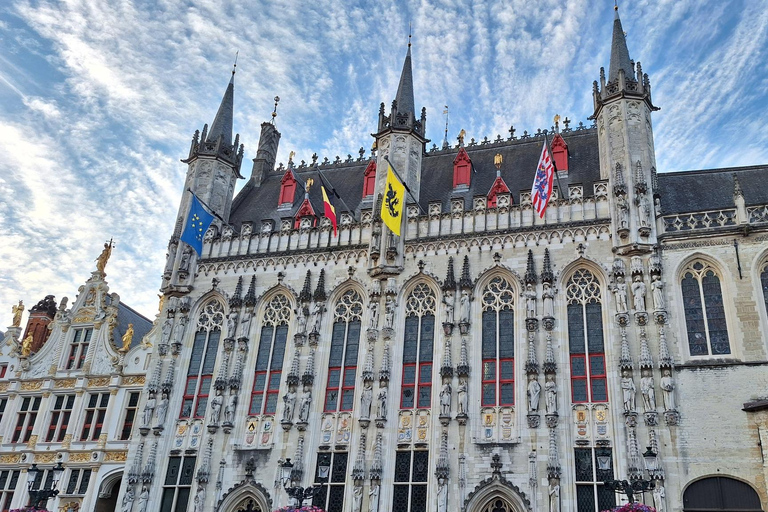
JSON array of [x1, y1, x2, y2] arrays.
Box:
[[11, 300, 24, 327], [95, 239, 114, 274], [21, 332, 33, 357], [119, 323, 134, 353]]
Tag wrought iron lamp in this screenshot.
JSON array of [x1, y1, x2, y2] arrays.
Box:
[[602, 447, 657, 503], [26, 462, 64, 511], [280, 458, 329, 511]]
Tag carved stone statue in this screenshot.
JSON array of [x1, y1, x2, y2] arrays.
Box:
[[225, 394, 237, 424], [21, 332, 33, 357], [527, 378, 541, 412], [297, 306, 308, 334], [545, 377, 557, 414], [440, 382, 451, 416], [360, 383, 373, 419], [119, 323, 134, 352], [524, 284, 537, 319], [11, 300, 23, 327], [371, 222, 381, 249], [651, 275, 665, 311], [617, 195, 630, 229], [226, 312, 238, 338], [621, 370, 636, 412], [460, 290, 471, 324], [443, 291, 455, 324], [638, 194, 651, 227], [164, 240, 178, 274], [156, 393, 169, 425], [384, 298, 395, 329], [377, 387, 387, 419], [660, 369, 676, 410], [162, 317, 173, 344], [143, 394, 156, 426], [193, 485, 206, 512], [173, 315, 187, 346], [179, 246, 192, 271], [542, 283, 554, 318], [311, 302, 323, 333], [352, 484, 363, 512], [653, 482, 666, 512], [369, 300, 379, 330], [299, 387, 311, 423], [209, 390, 223, 424], [437, 477, 448, 512], [613, 276, 628, 313], [239, 310, 253, 337], [640, 370, 656, 412], [369, 482, 380, 512], [121, 485, 135, 512], [95, 240, 113, 274], [457, 379, 468, 415], [137, 486, 149, 512], [631, 276, 647, 312], [283, 388, 297, 422], [548, 482, 560, 512]]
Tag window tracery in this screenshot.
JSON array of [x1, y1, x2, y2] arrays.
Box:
[[182, 299, 223, 418], [681, 261, 730, 356], [325, 290, 363, 412], [481, 276, 515, 407], [566, 270, 607, 403], [250, 294, 292, 415], [402, 284, 436, 409]]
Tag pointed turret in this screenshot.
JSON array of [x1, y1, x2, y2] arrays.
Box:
[[608, 6, 634, 82], [395, 46, 415, 122], [375, 42, 427, 138], [207, 72, 235, 147]]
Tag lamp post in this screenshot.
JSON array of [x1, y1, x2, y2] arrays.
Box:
[[26, 462, 64, 511], [603, 447, 657, 504], [280, 458, 329, 511]]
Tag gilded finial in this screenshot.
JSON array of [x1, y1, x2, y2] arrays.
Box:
[[458, 129, 466, 146], [305, 178, 314, 193], [288, 150, 295, 164], [494, 153, 503, 170], [271, 95, 280, 123]]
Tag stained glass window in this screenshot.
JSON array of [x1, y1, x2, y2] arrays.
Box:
[[567, 270, 607, 403], [481, 276, 516, 407], [325, 291, 363, 412], [401, 284, 436, 409], [681, 261, 730, 356], [761, 263, 768, 317], [249, 294, 292, 415], [181, 300, 223, 419], [393, 451, 428, 512]]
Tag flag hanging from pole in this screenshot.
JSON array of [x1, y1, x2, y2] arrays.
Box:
[[381, 165, 405, 236], [180, 193, 215, 256], [531, 142, 555, 218], [321, 185, 338, 237]]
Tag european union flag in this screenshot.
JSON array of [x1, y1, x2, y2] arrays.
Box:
[[180, 194, 214, 256]]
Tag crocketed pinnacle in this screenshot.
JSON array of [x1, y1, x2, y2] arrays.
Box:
[[206, 70, 235, 146], [608, 5, 634, 82]]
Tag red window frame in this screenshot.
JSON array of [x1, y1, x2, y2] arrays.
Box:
[[363, 160, 377, 197], [0, 364, 7, 378], [181, 377, 198, 419], [323, 368, 342, 412], [279, 171, 297, 205], [264, 371, 282, 415], [481, 359, 496, 406], [401, 363, 416, 409], [588, 354, 607, 403], [249, 371, 267, 415], [417, 363, 432, 408], [81, 393, 109, 441], [499, 357, 515, 406]]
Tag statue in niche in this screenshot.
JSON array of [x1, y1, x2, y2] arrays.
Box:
[[460, 290, 471, 324], [11, 300, 23, 327], [616, 195, 630, 230], [457, 379, 468, 415], [640, 369, 656, 412], [660, 369, 676, 410], [368, 300, 379, 330], [137, 486, 149, 512], [653, 482, 666, 512], [179, 246, 192, 272], [283, 388, 297, 422], [224, 394, 237, 424], [360, 383, 373, 419], [210, 390, 223, 424], [310, 302, 323, 333], [542, 283, 554, 318], [240, 310, 253, 337], [377, 387, 387, 419], [173, 316, 186, 346], [651, 275, 665, 311], [226, 312, 238, 338], [352, 484, 363, 512], [440, 382, 451, 416], [545, 376, 557, 414], [297, 306, 308, 334], [631, 276, 647, 312], [143, 393, 156, 426], [437, 477, 448, 512], [548, 482, 560, 512], [193, 485, 206, 512], [384, 298, 395, 329], [638, 194, 651, 227], [121, 485, 135, 512], [621, 370, 636, 412], [443, 291, 455, 324], [156, 393, 169, 425], [369, 482, 380, 512], [613, 276, 628, 314], [527, 378, 541, 412], [164, 240, 177, 274], [524, 284, 537, 319], [299, 387, 311, 423], [161, 317, 173, 344], [371, 222, 381, 249]]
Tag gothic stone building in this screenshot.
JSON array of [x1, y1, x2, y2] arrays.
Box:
[[0, 267, 153, 512], [119, 8, 768, 512]]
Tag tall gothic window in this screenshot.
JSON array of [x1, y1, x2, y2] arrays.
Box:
[[760, 261, 768, 317], [567, 269, 607, 403], [250, 294, 291, 416], [481, 276, 516, 407], [181, 300, 223, 419], [401, 284, 436, 409], [393, 450, 429, 512], [324, 290, 363, 412], [575, 447, 615, 512], [312, 452, 348, 512], [681, 261, 730, 356]]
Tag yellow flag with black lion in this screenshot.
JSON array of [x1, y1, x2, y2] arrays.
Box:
[[381, 165, 405, 236]]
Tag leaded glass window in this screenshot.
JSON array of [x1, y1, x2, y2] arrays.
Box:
[[567, 269, 607, 403], [181, 300, 223, 418], [760, 262, 768, 318], [681, 261, 730, 356], [160, 456, 196, 512], [325, 290, 363, 412], [401, 284, 436, 409], [481, 276, 516, 407], [393, 450, 428, 512], [575, 447, 615, 512], [312, 452, 347, 512], [250, 294, 291, 415]]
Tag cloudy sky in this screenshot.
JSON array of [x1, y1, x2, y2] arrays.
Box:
[[0, 0, 766, 326]]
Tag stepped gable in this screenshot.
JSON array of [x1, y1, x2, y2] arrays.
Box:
[[657, 164, 768, 215], [229, 128, 600, 229], [111, 302, 153, 350]]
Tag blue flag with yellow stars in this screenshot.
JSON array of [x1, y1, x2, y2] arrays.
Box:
[[180, 194, 214, 256]]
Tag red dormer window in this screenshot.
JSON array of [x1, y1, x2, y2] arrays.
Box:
[[551, 134, 568, 172], [453, 147, 472, 189], [293, 197, 317, 229], [487, 176, 511, 208], [279, 170, 297, 206], [363, 160, 377, 198]]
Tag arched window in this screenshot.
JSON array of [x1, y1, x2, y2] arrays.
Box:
[[324, 290, 363, 412], [181, 300, 224, 418], [401, 284, 436, 409], [481, 276, 515, 407], [566, 269, 607, 403], [363, 160, 376, 198], [683, 476, 762, 512], [681, 261, 730, 356], [249, 294, 291, 415], [760, 261, 768, 317]]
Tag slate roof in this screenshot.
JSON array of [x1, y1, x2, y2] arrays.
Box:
[[657, 165, 768, 215], [110, 302, 153, 351], [229, 128, 601, 229]]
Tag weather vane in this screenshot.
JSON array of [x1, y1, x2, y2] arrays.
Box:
[[271, 96, 280, 123]]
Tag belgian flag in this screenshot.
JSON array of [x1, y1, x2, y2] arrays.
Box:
[[321, 186, 338, 237]]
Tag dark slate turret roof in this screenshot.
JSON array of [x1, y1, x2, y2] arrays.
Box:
[[111, 302, 153, 351], [657, 165, 768, 215], [207, 72, 235, 146], [609, 7, 634, 82], [395, 46, 415, 118], [229, 128, 601, 228]]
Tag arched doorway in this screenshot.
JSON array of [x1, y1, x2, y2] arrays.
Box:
[[215, 480, 272, 512], [683, 476, 763, 512], [94, 472, 122, 512]]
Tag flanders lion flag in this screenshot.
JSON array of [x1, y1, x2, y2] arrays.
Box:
[[381, 165, 405, 236]]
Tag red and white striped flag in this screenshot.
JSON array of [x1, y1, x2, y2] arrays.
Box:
[[531, 142, 555, 218]]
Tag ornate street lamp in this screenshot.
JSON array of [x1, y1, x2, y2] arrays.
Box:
[[26, 462, 64, 510], [280, 458, 329, 511], [603, 448, 656, 504]]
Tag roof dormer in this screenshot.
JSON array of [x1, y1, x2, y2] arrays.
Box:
[[453, 147, 472, 190], [551, 133, 569, 173], [279, 170, 297, 209], [363, 160, 377, 198]]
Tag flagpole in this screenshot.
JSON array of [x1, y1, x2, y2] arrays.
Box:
[[543, 132, 568, 200], [316, 168, 356, 221], [383, 156, 427, 215], [186, 188, 227, 224]]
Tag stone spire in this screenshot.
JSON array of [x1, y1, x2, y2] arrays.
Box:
[[459, 255, 472, 290], [128, 441, 144, 484], [244, 275, 257, 307], [291, 435, 305, 481], [435, 430, 450, 478], [540, 248, 554, 284], [302, 348, 315, 386], [229, 276, 243, 309], [395, 45, 415, 123], [299, 270, 312, 303], [207, 68, 235, 147], [608, 5, 634, 83]]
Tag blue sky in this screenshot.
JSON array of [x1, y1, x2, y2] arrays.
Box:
[[0, 0, 766, 325]]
